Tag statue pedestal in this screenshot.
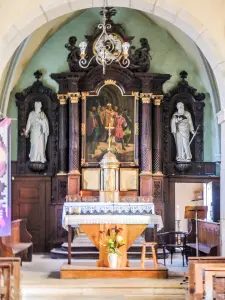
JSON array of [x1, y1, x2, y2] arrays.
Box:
[[99, 191, 119, 203]]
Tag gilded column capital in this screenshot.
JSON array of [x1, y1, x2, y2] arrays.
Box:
[[81, 92, 89, 101], [57, 94, 67, 105], [152, 95, 164, 106], [140, 93, 152, 104], [67, 92, 80, 103]]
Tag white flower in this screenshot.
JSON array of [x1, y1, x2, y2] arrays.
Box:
[[116, 235, 123, 243]]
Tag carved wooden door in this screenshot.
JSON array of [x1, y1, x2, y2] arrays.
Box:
[[12, 176, 51, 252]]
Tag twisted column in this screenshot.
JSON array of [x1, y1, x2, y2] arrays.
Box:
[[140, 93, 153, 197], [57, 94, 68, 174], [140, 93, 152, 174], [152, 95, 164, 174], [67, 92, 81, 195], [68, 92, 80, 174]]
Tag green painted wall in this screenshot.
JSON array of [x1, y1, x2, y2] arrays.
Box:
[[8, 7, 215, 161]]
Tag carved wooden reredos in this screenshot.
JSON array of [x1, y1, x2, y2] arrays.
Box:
[[15, 8, 211, 194], [13, 7, 218, 250]]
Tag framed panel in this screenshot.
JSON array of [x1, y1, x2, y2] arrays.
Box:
[[82, 168, 100, 191], [81, 80, 139, 167], [120, 168, 138, 191]]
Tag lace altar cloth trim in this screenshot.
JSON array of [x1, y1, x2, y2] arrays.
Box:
[[62, 214, 163, 231], [63, 202, 155, 215]]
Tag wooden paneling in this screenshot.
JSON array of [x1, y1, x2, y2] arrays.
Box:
[[12, 176, 51, 252]]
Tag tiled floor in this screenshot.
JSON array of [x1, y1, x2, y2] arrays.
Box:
[[20, 254, 188, 300]]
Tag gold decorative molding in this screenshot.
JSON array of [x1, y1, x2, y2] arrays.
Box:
[[153, 171, 164, 176], [67, 92, 80, 103], [132, 91, 139, 101], [104, 79, 116, 85], [152, 95, 163, 106], [81, 158, 86, 165], [140, 93, 152, 104], [82, 92, 89, 101], [81, 123, 85, 136], [135, 123, 139, 135], [57, 94, 67, 105], [139, 171, 152, 176], [68, 169, 81, 175]]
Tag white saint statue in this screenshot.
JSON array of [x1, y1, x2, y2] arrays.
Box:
[[24, 102, 49, 163], [171, 102, 195, 162]]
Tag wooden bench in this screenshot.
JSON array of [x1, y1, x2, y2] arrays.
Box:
[[187, 220, 220, 256], [0, 257, 21, 300], [0, 263, 11, 299], [0, 219, 33, 262], [204, 267, 225, 300], [214, 274, 225, 300], [188, 256, 225, 298]]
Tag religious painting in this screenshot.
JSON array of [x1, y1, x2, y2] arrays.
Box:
[[82, 168, 100, 190], [81, 82, 139, 166], [120, 168, 138, 191]]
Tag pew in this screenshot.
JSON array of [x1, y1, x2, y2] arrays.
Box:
[[214, 274, 225, 300], [0, 257, 21, 300], [188, 257, 225, 297], [0, 219, 33, 262], [0, 263, 11, 299], [187, 220, 220, 256], [204, 268, 225, 300]]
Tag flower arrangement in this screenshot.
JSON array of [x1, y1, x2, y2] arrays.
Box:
[[100, 226, 125, 255]]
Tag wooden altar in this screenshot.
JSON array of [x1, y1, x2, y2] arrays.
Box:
[[61, 202, 166, 279]]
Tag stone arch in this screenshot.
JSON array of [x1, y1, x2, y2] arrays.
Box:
[[0, 0, 224, 112]]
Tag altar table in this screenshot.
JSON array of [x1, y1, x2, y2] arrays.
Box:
[[62, 202, 163, 267]]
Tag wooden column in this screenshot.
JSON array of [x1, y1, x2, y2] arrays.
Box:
[[67, 92, 81, 195], [57, 94, 68, 174], [140, 93, 153, 196], [152, 95, 163, 175]]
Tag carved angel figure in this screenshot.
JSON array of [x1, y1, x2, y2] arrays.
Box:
[[65, 36, 82, 72], [129, 38, 152, 72]]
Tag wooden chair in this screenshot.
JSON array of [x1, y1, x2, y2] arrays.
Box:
[[158, 231, 188, 266], [0, 219, 33, 263], [140, 242, 158, 269]]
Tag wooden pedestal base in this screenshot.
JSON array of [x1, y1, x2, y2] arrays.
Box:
[[60, 263, 168, 279], [80, 224, 147, 268]]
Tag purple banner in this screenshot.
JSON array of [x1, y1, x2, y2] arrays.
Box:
[[0, 118, 11, 237]]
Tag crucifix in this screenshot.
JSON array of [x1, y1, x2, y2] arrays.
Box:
[[105, 117, 115, 151]]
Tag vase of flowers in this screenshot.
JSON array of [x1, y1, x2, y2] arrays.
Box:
[[100, 226, 125, 268]]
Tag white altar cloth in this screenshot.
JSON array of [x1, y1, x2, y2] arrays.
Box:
[[63, 202, 155, 215], [62, 214, 163, 231]]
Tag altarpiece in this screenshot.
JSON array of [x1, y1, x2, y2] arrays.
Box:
[[12, 8, 217, 252]]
